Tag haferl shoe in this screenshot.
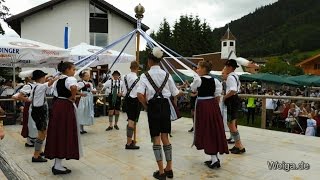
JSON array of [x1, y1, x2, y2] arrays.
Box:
[[52, 166, 72, 175], [229, 146, 237, 152], [164, 169, 173, 178], [25, 143, 34, 147], [188, 127, 194, 132], [230, 147, 246, 154], [125, 143, 140, 150], [153, 171, 166, 180], [32, 156, 48, 163], [208, 160, 221, 169], [105, 126, 113, 131], [114, 125, 119, 130]]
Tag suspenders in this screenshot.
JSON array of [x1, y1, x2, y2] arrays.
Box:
[[145, 72, 169, 99], [124, 75, 139, 98], [111, 79, 120, 94]]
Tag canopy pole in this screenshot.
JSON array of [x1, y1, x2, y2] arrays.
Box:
[[134, 30, 140, 144]]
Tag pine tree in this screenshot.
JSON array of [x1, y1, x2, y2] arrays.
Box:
[[0, 0, 10, 34]]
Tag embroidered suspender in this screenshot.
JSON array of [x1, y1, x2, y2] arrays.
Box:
[[111, 79, 120, 94], [145, 72, 169, 99], [31, 85, 46, 107], [124, 75, 139, 97], [232, 75, 239, 93]]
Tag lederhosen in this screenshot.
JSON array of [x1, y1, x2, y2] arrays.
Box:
[[145, 72, 171, 137], [108, 79, 121, 110], [30, 85, 48, 131], [225, 75, 240, 121], [124, 75, 141, 122]]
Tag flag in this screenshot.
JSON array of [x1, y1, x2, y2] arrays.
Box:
[[64, 24, 70, 49]]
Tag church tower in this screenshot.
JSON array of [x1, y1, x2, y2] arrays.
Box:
[[221, 27, 236, 59]]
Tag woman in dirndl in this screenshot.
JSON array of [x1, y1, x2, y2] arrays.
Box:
[[77, 71, 96, 134], [45, 61, 81, 175], [190, 61, 229, 169]]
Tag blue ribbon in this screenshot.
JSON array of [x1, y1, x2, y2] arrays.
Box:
[[109, 32, 135, 71], [75, 29, 137, 67]]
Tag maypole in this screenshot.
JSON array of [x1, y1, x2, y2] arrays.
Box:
[[133, 3, 145, 144]]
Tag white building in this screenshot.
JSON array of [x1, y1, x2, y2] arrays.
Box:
[[6, 0, 149, 56]]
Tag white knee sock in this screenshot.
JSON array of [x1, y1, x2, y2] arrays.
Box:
[[27, 137, 34, 145], [54, 158, 66, 171], [211, 155, 218, 165]]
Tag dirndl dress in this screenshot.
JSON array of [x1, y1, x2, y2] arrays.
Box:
[[45, 98, 82, 160], [194, 97, 229, 155], [77, 92, 94, 126]]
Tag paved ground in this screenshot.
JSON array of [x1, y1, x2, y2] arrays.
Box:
[[0, 112, 320, 180]]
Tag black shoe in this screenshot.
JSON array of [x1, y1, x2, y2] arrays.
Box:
[[32, 156, 47, 163], [208, 160, 221, 169], [25, 143, 34, 147], [164, 169, 173, 178], [80, 131, 87, 134], [226, 138, 232, 141], [204, 160, 212, 166], [52, 166, 72, 175], [114, 125, 119, 130], [229, 146, 237, 151], [125, 143, 140, 150], [188, 127, 194, 132], [230, 147, 246, 154], [105, 126, 113, 131], [40, 152, 45, 157], [153, 171, 166, 180]]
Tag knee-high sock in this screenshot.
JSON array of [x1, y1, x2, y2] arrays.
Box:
[[115, 114, 119, 123], [163, 144, 172, 162], [27, 137, 35, 145], [127, 126, 134, 138], [153, 145, 163, 162], [34, 138, 43, 153], [109, 115, 113, 123], [80, 125, 84, 132], [231, 131, 240, 141], [54, 158, 66, 171], [211, 155, 218, 165]]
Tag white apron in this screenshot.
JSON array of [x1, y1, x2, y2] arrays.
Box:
[[77, 92, 94, 126], [219, 96, 229, 132]]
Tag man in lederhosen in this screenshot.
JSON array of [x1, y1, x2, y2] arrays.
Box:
[[137, 47, 180, 180], [103, 70, 123, 131], [223, 59, 246, 154], [122, 61, 141, 150]]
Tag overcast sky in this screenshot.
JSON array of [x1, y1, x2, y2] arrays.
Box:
[[5, 0, 278, 32]]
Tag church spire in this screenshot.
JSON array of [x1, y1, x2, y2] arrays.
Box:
[[221, 25, 236, 41]]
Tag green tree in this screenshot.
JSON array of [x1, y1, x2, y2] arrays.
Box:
[[0, 0, 10, 34], [259, 58, 303, 76]]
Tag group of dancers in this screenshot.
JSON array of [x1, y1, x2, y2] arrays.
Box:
[[3, 46, 246, 179]]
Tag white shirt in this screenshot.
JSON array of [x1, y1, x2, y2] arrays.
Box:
[[77, 81, 96, 92], [122, 72, 140, 98], [190, 75, 222, 97], [137, 66, 179, 101], [103, 78, 123, 96], [53, 75, 78, 97], [30, 82, 49, 107], [266, 98, 276, 110], [1, 86, 14, 96], [226, 72, 240, 93]]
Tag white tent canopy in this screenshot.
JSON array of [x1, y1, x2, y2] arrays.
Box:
[[70, 43, 135, 67], [0, 36, 70, 68], [177, 69, 250, 77]]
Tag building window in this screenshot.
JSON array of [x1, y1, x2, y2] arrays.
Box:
[[230, 41, 234, 46], [90, 3, 108, 46], [223, 42, 227, 47], [314, 64, 320, 70], [90, 33, 108, 47]]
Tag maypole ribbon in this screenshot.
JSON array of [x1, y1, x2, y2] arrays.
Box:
[[162, 58, 184, 83], [75, 29, 137, 67], [75, 29, 137, 75], [158, 42, 197, 67], [138, 29, 198, 77], [108, 32, 136, 71]]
